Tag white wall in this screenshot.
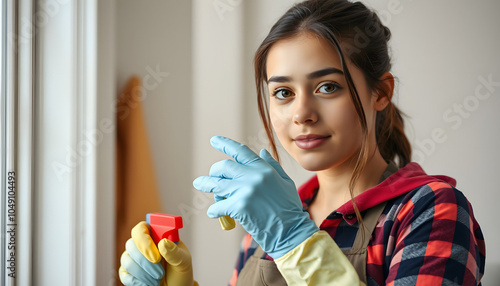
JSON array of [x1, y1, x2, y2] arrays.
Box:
[[115, 0, 195, 249], [190, 0, 247, 284], [116, 0, 193, 218], [116, 0, 499, 284]]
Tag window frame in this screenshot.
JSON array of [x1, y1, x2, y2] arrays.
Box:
[[1, 0, 116, 284]]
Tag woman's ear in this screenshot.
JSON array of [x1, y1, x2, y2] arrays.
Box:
[[373, 72, 394, 111]]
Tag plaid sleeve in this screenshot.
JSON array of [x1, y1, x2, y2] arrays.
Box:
[[386, 181, 485, 285], [228, 233, 259, 286]]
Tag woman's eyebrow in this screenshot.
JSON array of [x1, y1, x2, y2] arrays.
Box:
[[267, 67, 343, 83], [307, 67, 343, 79], [267, 75, 292, 83]]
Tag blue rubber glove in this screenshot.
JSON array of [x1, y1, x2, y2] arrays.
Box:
[[193, 136, 319, 259]]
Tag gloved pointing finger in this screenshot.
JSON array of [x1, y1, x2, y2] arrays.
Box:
[[210, 136, 262, 166]]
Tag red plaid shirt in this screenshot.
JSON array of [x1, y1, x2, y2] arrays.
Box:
[[230, 163, 485, 285]]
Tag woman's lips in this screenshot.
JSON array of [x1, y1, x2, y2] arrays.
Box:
[[293, 134, 331, 150]]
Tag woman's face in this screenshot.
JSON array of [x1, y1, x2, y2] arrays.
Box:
[[266, 32, 380, 172]]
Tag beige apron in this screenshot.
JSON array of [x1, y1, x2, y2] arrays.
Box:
[[236, 163, 397, 286]]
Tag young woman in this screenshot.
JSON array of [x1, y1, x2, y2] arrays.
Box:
[[119, 0, 485, 285]]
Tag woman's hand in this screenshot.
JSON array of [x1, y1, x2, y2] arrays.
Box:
[[193, 136, 318, 259], [119, 222, 196, 286]]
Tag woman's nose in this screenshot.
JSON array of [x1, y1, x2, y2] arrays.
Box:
[[293, 95, 318, 125]]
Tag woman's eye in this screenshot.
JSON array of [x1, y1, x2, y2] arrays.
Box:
[[272, 89, 293, 99], [317, 83, 340, 94]]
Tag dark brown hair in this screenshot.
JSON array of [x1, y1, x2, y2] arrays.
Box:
[[254, 0, 412, 235]]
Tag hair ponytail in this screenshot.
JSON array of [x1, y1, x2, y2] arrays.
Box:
[[376, 102, 412, 168]]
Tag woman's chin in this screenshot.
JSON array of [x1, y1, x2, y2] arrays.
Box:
[[296, 156, 335, 172]]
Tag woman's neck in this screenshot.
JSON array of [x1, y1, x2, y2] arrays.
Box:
[[314, 149, 388, 210]]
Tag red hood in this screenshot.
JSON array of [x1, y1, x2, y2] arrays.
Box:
[[298, 162, 456, 215]]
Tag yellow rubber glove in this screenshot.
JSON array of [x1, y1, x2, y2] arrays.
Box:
[[119, 221, 198, 286], [274, 231, 364, 286]]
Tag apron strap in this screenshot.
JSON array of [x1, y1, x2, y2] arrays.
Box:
[[343, 201, 387, 255], [341, 162, 397, 282]]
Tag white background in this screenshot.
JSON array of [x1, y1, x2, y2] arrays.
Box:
[[116, 0, 499, 285]]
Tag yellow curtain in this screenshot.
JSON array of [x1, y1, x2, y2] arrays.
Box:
[[115, 76, 162, 280]]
